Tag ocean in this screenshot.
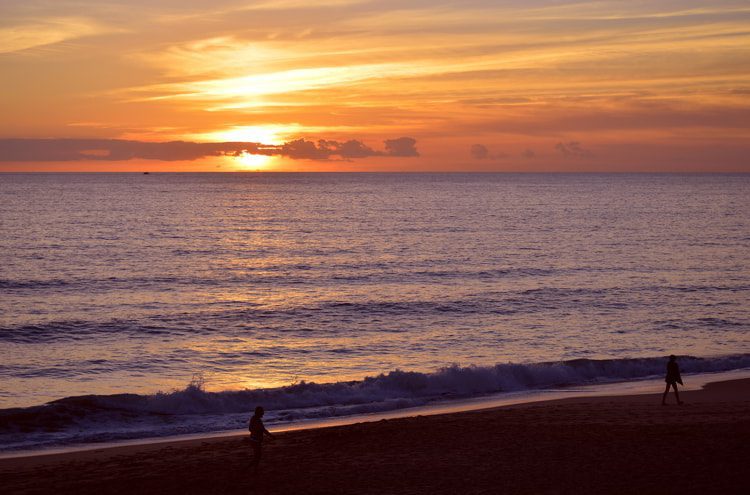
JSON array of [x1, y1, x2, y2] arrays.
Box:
[[1, 173, 748, 451]]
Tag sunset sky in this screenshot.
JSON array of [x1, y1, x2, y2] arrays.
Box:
[[1, 0, 749, 172]]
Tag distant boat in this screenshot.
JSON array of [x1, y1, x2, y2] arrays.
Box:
[[143, 172, 150, 175]]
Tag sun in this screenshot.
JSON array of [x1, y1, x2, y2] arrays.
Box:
[[234, 152, 273, 170], [195, 124, 303, 170]]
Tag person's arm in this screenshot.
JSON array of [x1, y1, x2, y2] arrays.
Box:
[[263, 425, 275, 440]]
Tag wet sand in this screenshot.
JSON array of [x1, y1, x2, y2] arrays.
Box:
[[2, 378, 749, 494]]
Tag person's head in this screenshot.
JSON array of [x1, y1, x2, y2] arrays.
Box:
[[669, 355, 677, 362], [254, 406, 264, 417]]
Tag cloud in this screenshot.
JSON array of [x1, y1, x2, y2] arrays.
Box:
[[278, 139, 330, 160], [521, 148, 535, 159], [278, 137, 418, 160], [555, 141, 592, 158], [0, 17, 111, 54], [470, 143, 507, 160], [132, 63, 428, 110], [335, 139, 378, 158], [470, 144, 489, 159], [0, 137, 419, 162], [384, 137, 419, 157]]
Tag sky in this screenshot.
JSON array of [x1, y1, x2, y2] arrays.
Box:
[[1, 0, 749, 172]]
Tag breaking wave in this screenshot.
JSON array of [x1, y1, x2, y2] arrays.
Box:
[[1, 354, 748, 452]]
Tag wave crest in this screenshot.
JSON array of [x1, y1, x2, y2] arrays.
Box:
[[1, 354, 748, 451]]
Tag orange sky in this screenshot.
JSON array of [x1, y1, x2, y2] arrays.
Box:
[[1, 0, 749, 172]]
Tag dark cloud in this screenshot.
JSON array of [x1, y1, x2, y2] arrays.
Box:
[[555, 141, 592, 158], [0, 139, 254, 162], [337, 139, 378, 158], [521, 148, 535, 159], [470, 143, 489, 159], [0, 137, 419, 162], [277, 137, 418, 160], [278, 139, 330, 160], [384, 137, 419, 157], [470, 143, 507, 160]]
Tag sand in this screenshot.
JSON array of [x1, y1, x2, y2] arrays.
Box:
[[1, 378, 749, 494]]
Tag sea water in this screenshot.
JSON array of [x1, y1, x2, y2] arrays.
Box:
[[1, 173, 748, 450]]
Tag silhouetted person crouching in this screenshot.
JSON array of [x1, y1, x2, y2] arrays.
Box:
[[248, 406, 274, 469], [662, 355, 684, 405]]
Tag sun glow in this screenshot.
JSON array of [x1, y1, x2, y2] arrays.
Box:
[[143, 64, 409, 109], [234, 152, 273, 170], [197, 125, 301, 145]]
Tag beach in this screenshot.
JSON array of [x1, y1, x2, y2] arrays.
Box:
[[2, 377, 748, 494]]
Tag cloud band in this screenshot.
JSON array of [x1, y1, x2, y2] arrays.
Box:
[[0, 137, 419, 162]]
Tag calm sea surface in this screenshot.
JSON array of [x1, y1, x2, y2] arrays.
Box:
[[1, 173, 748, 449]]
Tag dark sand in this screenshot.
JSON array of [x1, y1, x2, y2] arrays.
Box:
[[2, 379, 749, 494]]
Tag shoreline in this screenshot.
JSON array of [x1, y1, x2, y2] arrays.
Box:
[[2, 376, 749, 494], [2, 368, 749, 460]]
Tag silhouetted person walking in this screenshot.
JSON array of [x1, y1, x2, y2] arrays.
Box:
[[248, 406, 274, 469], [662, 355, 684, 405]]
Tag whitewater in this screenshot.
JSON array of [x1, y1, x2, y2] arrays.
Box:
[[1, 173, 748, 451]]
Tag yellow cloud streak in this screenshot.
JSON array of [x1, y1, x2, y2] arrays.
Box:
[[130, 30, 749, 113], [0, 17, 110, 54], [130, 62, 431, 106]]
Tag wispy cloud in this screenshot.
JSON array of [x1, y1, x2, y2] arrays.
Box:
[[0, 17, 111, 54], [128, 62, 442, 111]]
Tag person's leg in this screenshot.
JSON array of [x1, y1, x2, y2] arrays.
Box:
[[673, 383, 683, 404], [662, 383, 671, 404], [250, 441, 262, 467]]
